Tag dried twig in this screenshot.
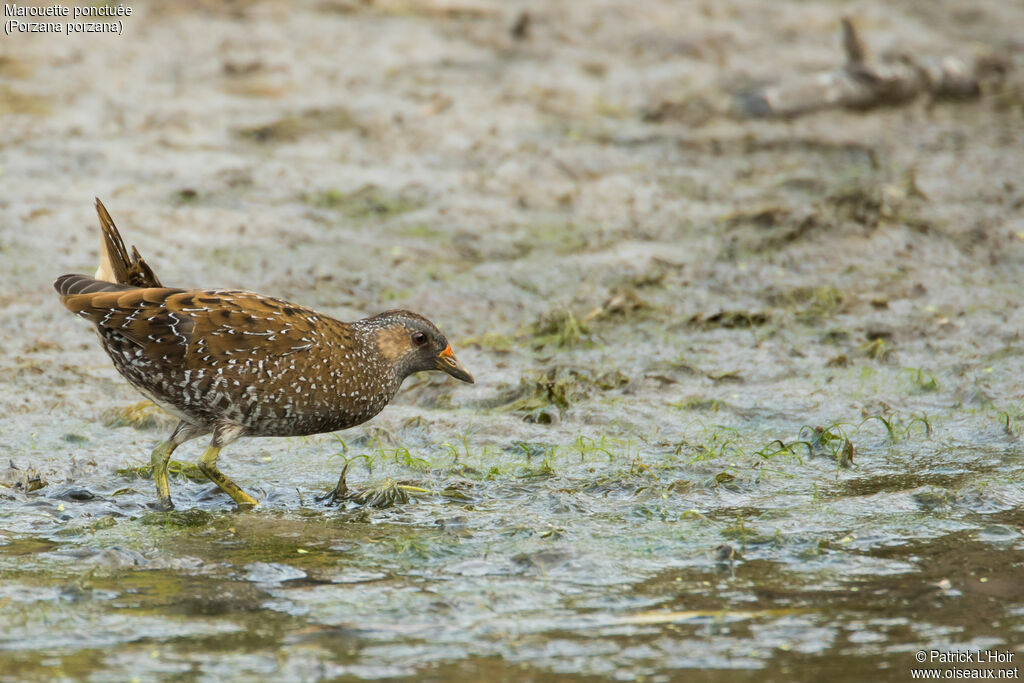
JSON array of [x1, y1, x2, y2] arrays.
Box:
[[734, 17, 1009, 118]]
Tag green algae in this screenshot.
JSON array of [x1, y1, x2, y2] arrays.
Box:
[[302, 185, 423, 221], [101, 401, 177, 431], [115, 460, 208, 483], [235, 107, 358, 143]]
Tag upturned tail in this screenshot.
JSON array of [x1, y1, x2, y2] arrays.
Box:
[[54, 198, 163, 299]]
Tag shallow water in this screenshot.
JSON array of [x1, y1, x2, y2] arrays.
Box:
[[3, 0, 1024, 680]]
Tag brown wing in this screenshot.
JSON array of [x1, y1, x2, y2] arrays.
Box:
[[60, 283, 327, 366], [179, 291, 328, 366], [61, 285, 192, 363]]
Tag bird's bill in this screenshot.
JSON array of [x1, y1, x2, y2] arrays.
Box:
[[436, 344, 474, 384]]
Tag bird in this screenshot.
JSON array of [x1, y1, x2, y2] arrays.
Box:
[[54, 199, 474, 510]]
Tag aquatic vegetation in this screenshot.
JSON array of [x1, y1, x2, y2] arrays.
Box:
[[689, 310, 770, 329], [801, 423, 856, 468], [752, 438, 812, 461], [459, 331, 517, 352], [582, 288, 654, 325], [676, 423, 743, 461], [512, 440, 554, 460], [500, 365, 629, 423], [766, 285, 845, 322], [301, 185, 423, 221], [999, 412, 1023, 439], [55, 515, 117, 537], [825, 178, 897, 229], [115, 460, 208, 483], [669, 397, 728, 412], [859, 412, 933, 441], [235, 107, 357, 143], [860, 337, 893, 361], [904, 367, 939, 393], [529, 309, 590, 348], [571, 434, 617, 462], [318, 461, 430, 509], [101, 400, 176, 431], [140, 508, 217, 529], [341, 434, 434, 472], [0, 461, 45, 492]]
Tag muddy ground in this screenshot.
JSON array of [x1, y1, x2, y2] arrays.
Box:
[[2, 0, 1024, 680]]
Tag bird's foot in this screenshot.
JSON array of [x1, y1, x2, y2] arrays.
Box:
[[152, 495, 175, 512], [234, 496, 259, 510], [316, 462, 351, 506], [318, 462, 425, 509]]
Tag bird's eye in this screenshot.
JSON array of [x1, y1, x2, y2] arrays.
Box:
[[412, 331, 428, 346]]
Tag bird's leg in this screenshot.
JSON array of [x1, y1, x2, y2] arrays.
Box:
[[197, 424, 257, 508], [197, 447, 258, 507], [151, 420, 210, 511], [150, 440, 177, 510]]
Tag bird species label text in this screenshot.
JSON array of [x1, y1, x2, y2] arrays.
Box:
[[3, 4, 131, 36]]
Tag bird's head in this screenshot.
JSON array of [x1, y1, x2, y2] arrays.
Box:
[[360, 310, 474, 384]]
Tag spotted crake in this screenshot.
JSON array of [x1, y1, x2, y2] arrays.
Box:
[[55, 199, 473, 510]]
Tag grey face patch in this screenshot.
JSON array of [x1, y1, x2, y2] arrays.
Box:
[[357, 311, 451, 382]]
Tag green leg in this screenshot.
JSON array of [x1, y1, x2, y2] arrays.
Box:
[[147, 420, 210, 510], [150, 440, 177, 511], [197, 446, 258, 508]]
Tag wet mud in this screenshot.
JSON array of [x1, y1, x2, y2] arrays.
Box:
[[2, 0, 1024, 680]]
